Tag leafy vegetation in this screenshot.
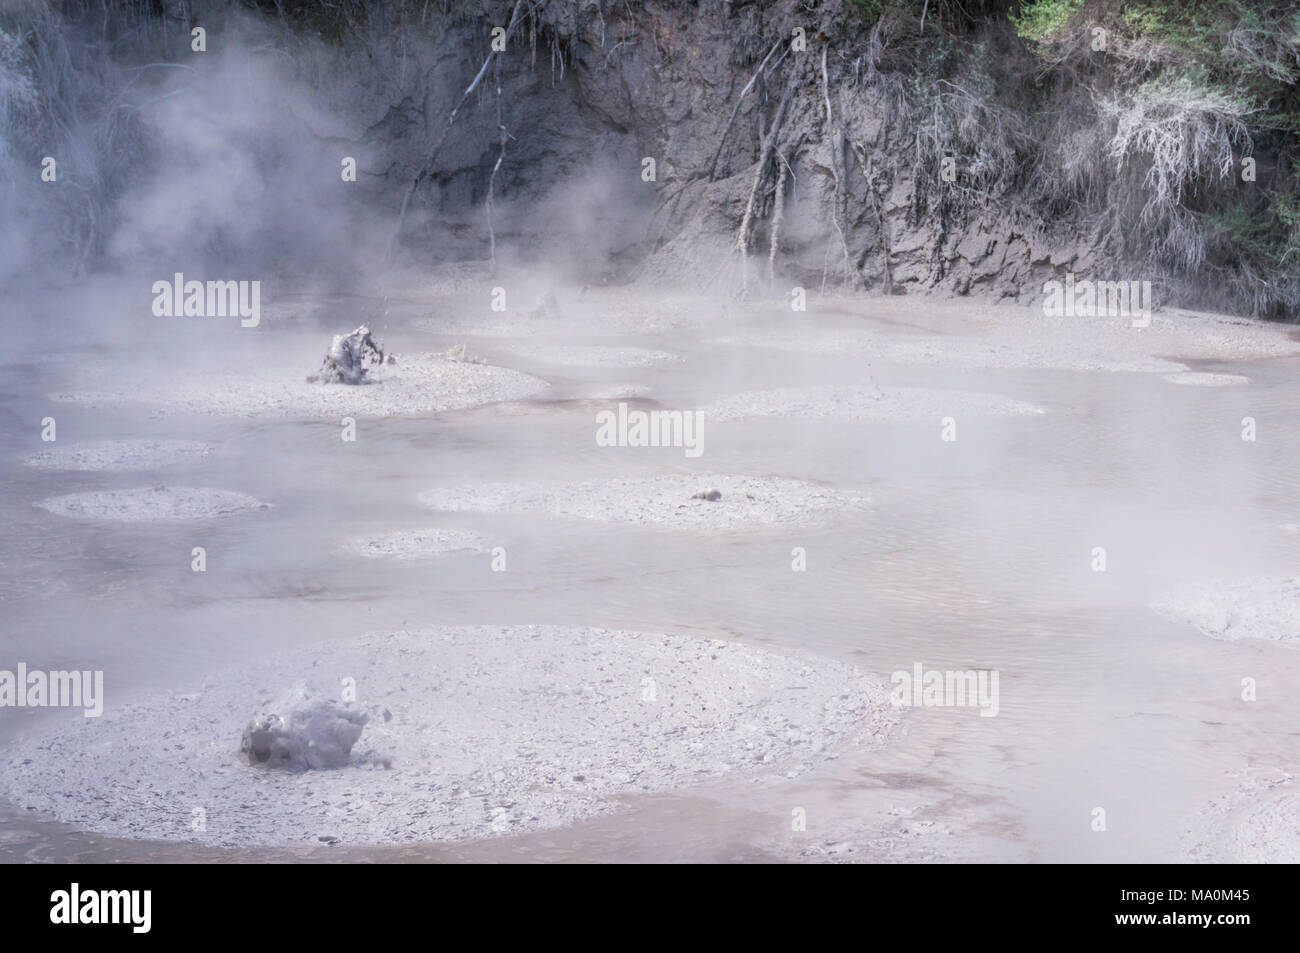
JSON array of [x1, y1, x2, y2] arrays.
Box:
[[1010, 0, 1084, 41], [1001, 0, 1300, 315]]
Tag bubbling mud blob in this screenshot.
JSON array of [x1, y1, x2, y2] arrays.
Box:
[[240, 686, 368, 771], [419, 475, 868, 532], [0, 626, 896, 847], [23, 440, 213, 472], [1151, 577, 1300, 646], [701, 385, 1044, 422], [36, 486, 268, 521]]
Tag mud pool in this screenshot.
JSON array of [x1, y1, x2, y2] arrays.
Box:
[[2, 287, 1299, 863]]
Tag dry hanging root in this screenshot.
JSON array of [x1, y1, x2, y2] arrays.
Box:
[[768, 151, 790, 286], [651, 38, 789, 287], [735, 65, 801, 295], [708, 39, 785, 182], [486, 53, 515, 276], [820, 46, 853, 289], [768, 136, 804, 287], [849, 137, 894, 294], [390, 0, 529, 259]]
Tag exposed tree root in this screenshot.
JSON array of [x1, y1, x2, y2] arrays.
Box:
[[820, 46, 854, 289], [390, 0, 529, 260], [768, 145, 792, 287], [486, 54, 515, 276], [849, 137, 894, 294], [707, 39, 785, 182], [734, 64, 800, 295]]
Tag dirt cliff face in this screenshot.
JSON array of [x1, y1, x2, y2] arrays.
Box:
[[362, 0, 1074, 299], [11, 1, 1285, 313]]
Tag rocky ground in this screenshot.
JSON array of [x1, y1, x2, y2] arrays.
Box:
[[0, 626, 895, 848]]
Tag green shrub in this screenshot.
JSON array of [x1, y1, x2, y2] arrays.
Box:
[[1011, 0, 1084, 42]]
